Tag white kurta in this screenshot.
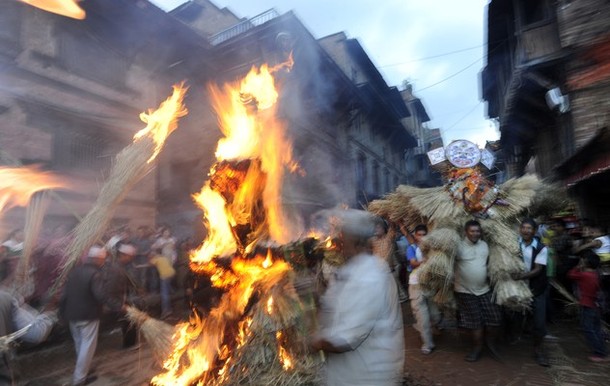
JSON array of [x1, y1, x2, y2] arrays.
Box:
[[318, 253, 404, 386]]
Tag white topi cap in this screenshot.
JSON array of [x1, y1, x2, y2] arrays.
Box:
[[88, 246, 107, 259], [118, 244, 137, 256]]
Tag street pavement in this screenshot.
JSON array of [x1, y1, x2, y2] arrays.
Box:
[[13, 305, 610, 385], [401, 304, 610, 386]]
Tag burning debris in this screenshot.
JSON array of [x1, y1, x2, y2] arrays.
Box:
[[150, 60, 323, 385]]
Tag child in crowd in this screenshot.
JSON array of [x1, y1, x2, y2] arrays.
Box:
[[568, 250, 609, 362]]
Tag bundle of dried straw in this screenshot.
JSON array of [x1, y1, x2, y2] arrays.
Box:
[[56, 86, 187, 286], [13, 191, 49, 297], [125, 306, 176, 363]]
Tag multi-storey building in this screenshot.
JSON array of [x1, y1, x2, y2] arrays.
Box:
[[481, 0, 610, 223], [1, 0, 419, 237]]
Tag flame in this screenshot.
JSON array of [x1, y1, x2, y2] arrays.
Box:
[[276, 331, 294, 370], [262, 248, 273, 268], [154, 58, 301, 385], [0, 165, 69, 214], [134, 83, 188, 163], [19, 0, 86, 19]]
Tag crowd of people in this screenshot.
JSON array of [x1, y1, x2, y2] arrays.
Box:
[[369, 217, 610, 366], [0, 223, 198, 385], [311, 214, 610, 385], [0, 214, 608, 385]]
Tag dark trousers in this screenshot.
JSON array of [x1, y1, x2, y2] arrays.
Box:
[[532, 290, 548, 342], [581, 306, 607, 357]]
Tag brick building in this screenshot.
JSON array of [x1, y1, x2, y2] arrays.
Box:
[[481, 0, 610, 224]]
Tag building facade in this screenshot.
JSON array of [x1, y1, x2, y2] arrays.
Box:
[[481, 0, 610, 224]]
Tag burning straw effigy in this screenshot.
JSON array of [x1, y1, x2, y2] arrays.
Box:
[[144, 60, 324, 386], [368, 149, 570, 311]]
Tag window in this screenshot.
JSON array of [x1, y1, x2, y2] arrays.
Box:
[[519, 0, 550, 26], [52, 130, 109, 169]]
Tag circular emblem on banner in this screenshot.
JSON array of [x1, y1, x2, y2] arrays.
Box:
[[445, 140, 481, 168]]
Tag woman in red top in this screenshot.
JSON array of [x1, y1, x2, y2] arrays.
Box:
[[568, 250, 608, 362]]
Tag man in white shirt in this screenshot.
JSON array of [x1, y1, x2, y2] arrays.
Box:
[[311, 210, 404, 386], [512, 218, 550, 367], [408, 224, 441, 355], [454, 220, 502, 362]]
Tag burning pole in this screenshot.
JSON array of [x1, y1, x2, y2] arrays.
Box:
[[55, 84, 188, 287], [151, 59, 321, 385], [0, 166, 70, 294]]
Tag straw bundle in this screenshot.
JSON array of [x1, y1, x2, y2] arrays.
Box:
[[12, 191, 50, 297], [433, 288, 457, 312], [487, 245, 523, 283], [208, 275, 321, 386], [493, 279, 532, 310], [56, 87, 187, 284], [251, 277, 302, 333], [417, 251, 454, 295], [0, 323, 31, 353], [125, 306, 176, 363], [410, 188, 465, 226], [420, 228, 461, 258], [494, 175, 541, 219], [528, 180, 573, 219], [480, 219, 519, 253]]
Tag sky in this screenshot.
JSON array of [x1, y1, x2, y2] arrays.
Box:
[[152, 0, 497, 147]]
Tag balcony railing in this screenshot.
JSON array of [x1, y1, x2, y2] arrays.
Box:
[[209, 9, 279, 46]]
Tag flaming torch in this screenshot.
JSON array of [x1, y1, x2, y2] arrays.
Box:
[[152, 59, 321, 385], [56, 84, 188, 284]]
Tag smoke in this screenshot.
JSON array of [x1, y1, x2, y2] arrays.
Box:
[[271, 26, 356, 232]]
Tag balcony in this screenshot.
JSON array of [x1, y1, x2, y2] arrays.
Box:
[[209, 9, 279, 46], [515, 20, 562, 67]]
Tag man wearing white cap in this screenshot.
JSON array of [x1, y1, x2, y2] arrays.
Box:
[[103, 242, 139, 349], [310, 210, 405, 386], [60, 245, 107, 386]]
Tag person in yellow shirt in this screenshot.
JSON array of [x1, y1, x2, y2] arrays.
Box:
[[149, 253, 175, 319]]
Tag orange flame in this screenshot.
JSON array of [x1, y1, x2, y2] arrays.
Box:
[[134, 83, 188, 163], [19, 0, 86, 20], [191, 60, 302, 266], [262, 248, 273, 268], [0, 165, 69, 214], [154, 59, 300, 385], [276, 331, 294, 370]]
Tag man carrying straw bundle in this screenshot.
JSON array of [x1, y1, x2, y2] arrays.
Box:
[[408, 224, 442, 355], [454, 220, 502, 362], [310, 209, 404, 386], [511, 218, 550, 367]]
